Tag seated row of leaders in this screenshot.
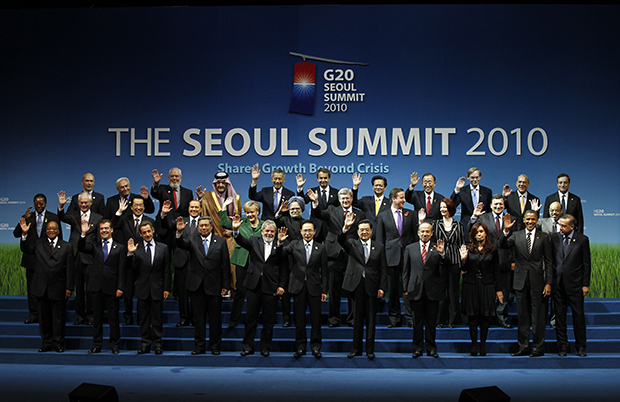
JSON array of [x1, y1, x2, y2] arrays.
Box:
[[14, 165, 590, 359]]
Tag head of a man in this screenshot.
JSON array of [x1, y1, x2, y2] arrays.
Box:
[[516, 174, 530, 194], [422, 173, 436, 195], [271, 169, 285, 190], [45, 221, 60, 240], [549, 201, 563, 221], [357, 220, 373, 242], [82, 173, 95, 192], [33, 194, 47, 214], [116, 177, 131, 198], [168, 168, 182, 190], [523, 210, 538, 231], [78, 192, 93, 213], [389, 188, 405, 210], [198, 216, 213, 237], [559, 214, 576, 236], [557, 173, 570, 194], [338, 188, 353, 209], [371, 176, 387, 197], [301, 220, 316, 242], [131, 197, 144, 217], [317, 168, 331, 189], [467, 167, 481, 188], [188, 200, 201, 218], [261, 220, 277, 243], [99, 220, 113, 241], [490, 194, 505, 215], [139, 221, 154, 242], [418, 222, 433, 243]]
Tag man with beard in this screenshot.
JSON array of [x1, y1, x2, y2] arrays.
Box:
[[67, 173, 105, 216]]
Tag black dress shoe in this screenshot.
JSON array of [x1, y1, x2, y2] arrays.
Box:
[[436, 324, 444, 328], [55, 347, 65, 353], [282, 321, 291, 327], [328, 322, 340, 328], [176, 320, 190, 327], [154, 347, 163, 355], [294, 349, 306, 359], [111, 348, 120, 355], [88, 347, 101, 354], [312, 350, 322, 359], [530, 351, 544, 357], [137, 347, 150, 354], [500, 323, 512, 328], [240, 350, 254, 356], [73, 318, 85, 325], [470, 345, 478, 356], [260, 350, 270, 357], [348, 351, 362, 358], [123, 319, 134, 326], [191, 350, 206, 355], [212, 350, 221, 355], [511, 349, 529, 357], [558, 351, 567, 357], [578, 349, 587, 357], [228, 322, 238, 329], [407, 323, 413, 328], [387, 323, 400, 328], [412, 351, 423, 358], [428, 350, 439, 358], [24, 318, 38, 324], [38, 346, 52, 353], [448, 324, 455, 329], [367, 353, 375, 360]]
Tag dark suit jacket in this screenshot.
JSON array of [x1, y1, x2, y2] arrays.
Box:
[[461, 250, 501, 290], [499, 229, 553, 292], [128, 241, 171, 300], [176, 232, 231, 296], [375, 208, 419, 267], [151, 184, 194, 247], [234, 233, 285, 294], [281, 240, 328, 296], [504, 191, 540, 231], [339, 237, 388, 297], [20, 235, 74, 301], [57, 208, 102, 265], [111, 213, 155, 248], [67, 191, 105, 216], [471, 212, 515, 273], [248, 185, 295, 221], [405, 189, 445, 221], [103, 193, 155, 221], [13, 210, 62, 271], [162, 214, 193, 269], [352, 188, 390, 229], [543, 192, 584, 234], [402, 242, 445, 301], [299, 185, 340, 242], [78, 237, 126, 295], [551, 231, 591, 295], [311, 204, 363, 259], [450, 185, 492, 227]]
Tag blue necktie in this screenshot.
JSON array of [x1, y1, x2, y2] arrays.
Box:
[[203, 237, 209, 256], [102, 240, 109, 262]]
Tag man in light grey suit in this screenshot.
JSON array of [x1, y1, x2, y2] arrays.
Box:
[[539, 202, 563, 235]]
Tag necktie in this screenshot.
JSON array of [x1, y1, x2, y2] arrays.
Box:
[[396, 209, 402, 235], [526, 232, 532, 254], [102, 240, 109, 262], [173, 189, 178, 209], [273, 189, 279, 213], [561, 194, 567, 212], [305, 242, 311, 264], [553, 221, 557, 233], [49, 239, 55, 252], [203, 237, 209, 256], [146, 242, 153, 266], [135, 218, 140, 236], [421, 243, 427, 263], [472, 187, 479, 207], [520, 195, 526, 213], [426, 195, 431, 214], [495, 215, 501, 236], [264, 241, 271, 262], [563, 235, 570, 255], [81, 212, 88, 225], [363, 242, 369, 263], [190, 218, 197, 235], [375, 198, 381, 216], [36, 214, 43, 237], [321, 189, 327, 206]]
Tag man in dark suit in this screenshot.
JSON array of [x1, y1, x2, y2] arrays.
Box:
[[375, 187, 419, 328], [351, 173, 390, 232], [58, 191, 102, 326], [280, 220, 328, 359], [77, 219, 125, 354], [552, 214, 591, 357], [127, 221, 171, 355], [175, 215, 230, 355], [309, 187, 363, 327], [469, 194, 515, 328], [402, 222, 445, 358], [19, 219, 74, 353], [151, 167, 193, 251], [103, 176, 155, 222], [248, 164, 295, 221], [405, 172, 445, 221], [13, 193, 62, 324], [340, 217, 387, 359], [232, 218, 285, 356], [110, 196, 155, 326], [503, 174, 541, 232], [500, 210, 554, 357], [543, 173, 584, 234], [296, 168, 340, 242], [450, 167, 492, 241], [67, 173, 105, 216]]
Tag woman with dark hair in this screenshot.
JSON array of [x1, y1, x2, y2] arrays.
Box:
[[423, 198, 465, 328], [460, 222, 503, 356]]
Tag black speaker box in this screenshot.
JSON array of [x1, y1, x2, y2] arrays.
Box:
[[459, 385, 510, 402], [68, 383, 119, 402]]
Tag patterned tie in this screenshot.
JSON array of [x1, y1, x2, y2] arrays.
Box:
[[563, 234, 570, 255], [472, 187, 479, 207], [363, 242, 369, 263], [495, 215, 501, 236], [426, 195, 432, 214], [102, 240, 109, 262], [203, 237, 209, 256], [49, 238, 55, 252], [375, 198, 381, 216], [396, 209, 402, 235], [421, 243, 427, 264], [526, 232, 532, 254], [305, 242, 311, 264], [553, 221, 558, 233], [36, 214, 43, 237]]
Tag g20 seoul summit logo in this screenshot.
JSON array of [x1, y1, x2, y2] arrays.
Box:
[[288, 52, 368, 116]]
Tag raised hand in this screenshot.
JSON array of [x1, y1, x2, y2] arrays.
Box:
[[306, 188, 318, 203], [472, 202, 486, 218], [57, 190, 68, 208], [251, 164, 261, 183], [81, 219, 91, 236], [278, 200, 290, 215], [435, 239, 445, 254], [23, 206, 33, 220], [296, 173, 306, 189], [161, 200, 172, 215], [152, 169, 163, 185], [502, 184, 511, 198], [231, 214, 242, 231], [459, 244, 468, 261], [343, 211, 356, 230], [410, 172, 420, 188], [277, 227, 288, 242], [195, 185, 205, 199], [176, 216, 187, 232], [127, 238, 137, 254], [140, 186, 150, 199], [418, 208, 427, 224], [19, 217, 31, 234], [455, 176, 466, 191], [222, 197, 234, 209], [117, 197, 129, 214], [352, 172, 362, 189], [503, 213, 515, 230], [530, 198, 542, 212]]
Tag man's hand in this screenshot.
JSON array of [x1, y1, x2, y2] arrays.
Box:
[[176, 216, 187, 233], [296, 173, 306, 189], [352, 172, 362, 190], [503, 213, 515, 231], [23, 206, 33, 220], [57, 190, 68, 209], [116, 289, 124, 298], [277, 200, 290, 215], [221, 288, 229, 297], [81, 220, 90, 236], [582, 286, 590, 297], [276, 287, 285, 296], [65, 290, 72, 300], [127, 238, 137, 254], [321, 293, 327, 302], [435, 239, 445, 255], [307, 188, 318, 203], [343, 211, 356, 231], [530, 198, 542, 212], [377, 289, 384, 299], [455, 176, 466, 192], [410, 172, 420, 189], [232, 214, 242, 231], [152, 169, 163, 186], [496, 291, 504, 304], [472, 202, 486, 218], [251, 164, 261, 184], [222, 197, 234, 210], [140, 186, 150, 199], [163, 291, 170, 300], [19, 217, 31, 235], [195, 185, 205, 200], [502, 184, 511, 198], [543, 284, 551, 297], [161, 200, 172, 215], [278, 227, 288, 243], [117, 197, 129, 215]]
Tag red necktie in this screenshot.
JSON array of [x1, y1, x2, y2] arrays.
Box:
[[173, 190, 178, 209], [426, 195, 431, 214], [422, 243, 427, 264]]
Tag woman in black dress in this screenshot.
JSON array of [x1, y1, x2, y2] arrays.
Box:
[[460, 222, 504, 356]]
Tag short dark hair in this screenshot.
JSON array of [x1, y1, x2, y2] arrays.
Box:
[[139, 221, 154, 231], [33, 193, 47, 203], [389, 187, 404, 200], [317, 168, 331, 179], [99, 219, 113, 227], [441, 198, 456, 217], [371, 175, 387, 187], [301, 219, 315, 229], [358, 219, 373, 230], [557, 173, 570, 183]]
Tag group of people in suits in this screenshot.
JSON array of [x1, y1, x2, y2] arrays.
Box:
[[14, 166, 591, 359]]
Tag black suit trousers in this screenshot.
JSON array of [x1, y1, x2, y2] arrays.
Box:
[[74, 258, 93, 320], [190, 285, 223, 352], [409, 288, 439, 353], [137, 297, 163, 349], [438, 262, 462, 325], [123, 269, 136, 322], [26, 269, 38, 320], [175, 267, 192, 323], [515, 272, 547, 353], [243, 278, 278, 353], [293, 282, 322, 351], [38, 294, 67, 349], [229, 265, 247, 325], [328, 256, 354, 326], [553, 278, 586, 352], [91, 290, 120, 349], [387, 261, 412, 326], [350, 277, 378, 354]]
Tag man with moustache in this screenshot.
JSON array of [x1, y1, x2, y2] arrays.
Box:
[[103, 177, 155, 222], [406, 172, 445, 221], [296, 168, 340, 242], [543, 174, 584, 234], [67, 173, 105, 216], [539, 202, 563, 235], [13, 194, 62, 324], [451, 167, 492, 241], [58, 191, 102, 326], [403, 223, 445, 358], [111, 196, 155, 326], [279, 220, 328, 359], [309, 187, 363, 328], [375, 187, 419, 328], [127, 221, 171, 355], [232, 218, 285, 356], [248, 165, 295, 221], [503, 174, 541, 232], [351, 173, 390, 231], [78, 219, 125, 355], [340, 216, 387, 359], [500, 210, 553, 357], [19, 219, 74, 353], [176, 215, 230, 355]]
